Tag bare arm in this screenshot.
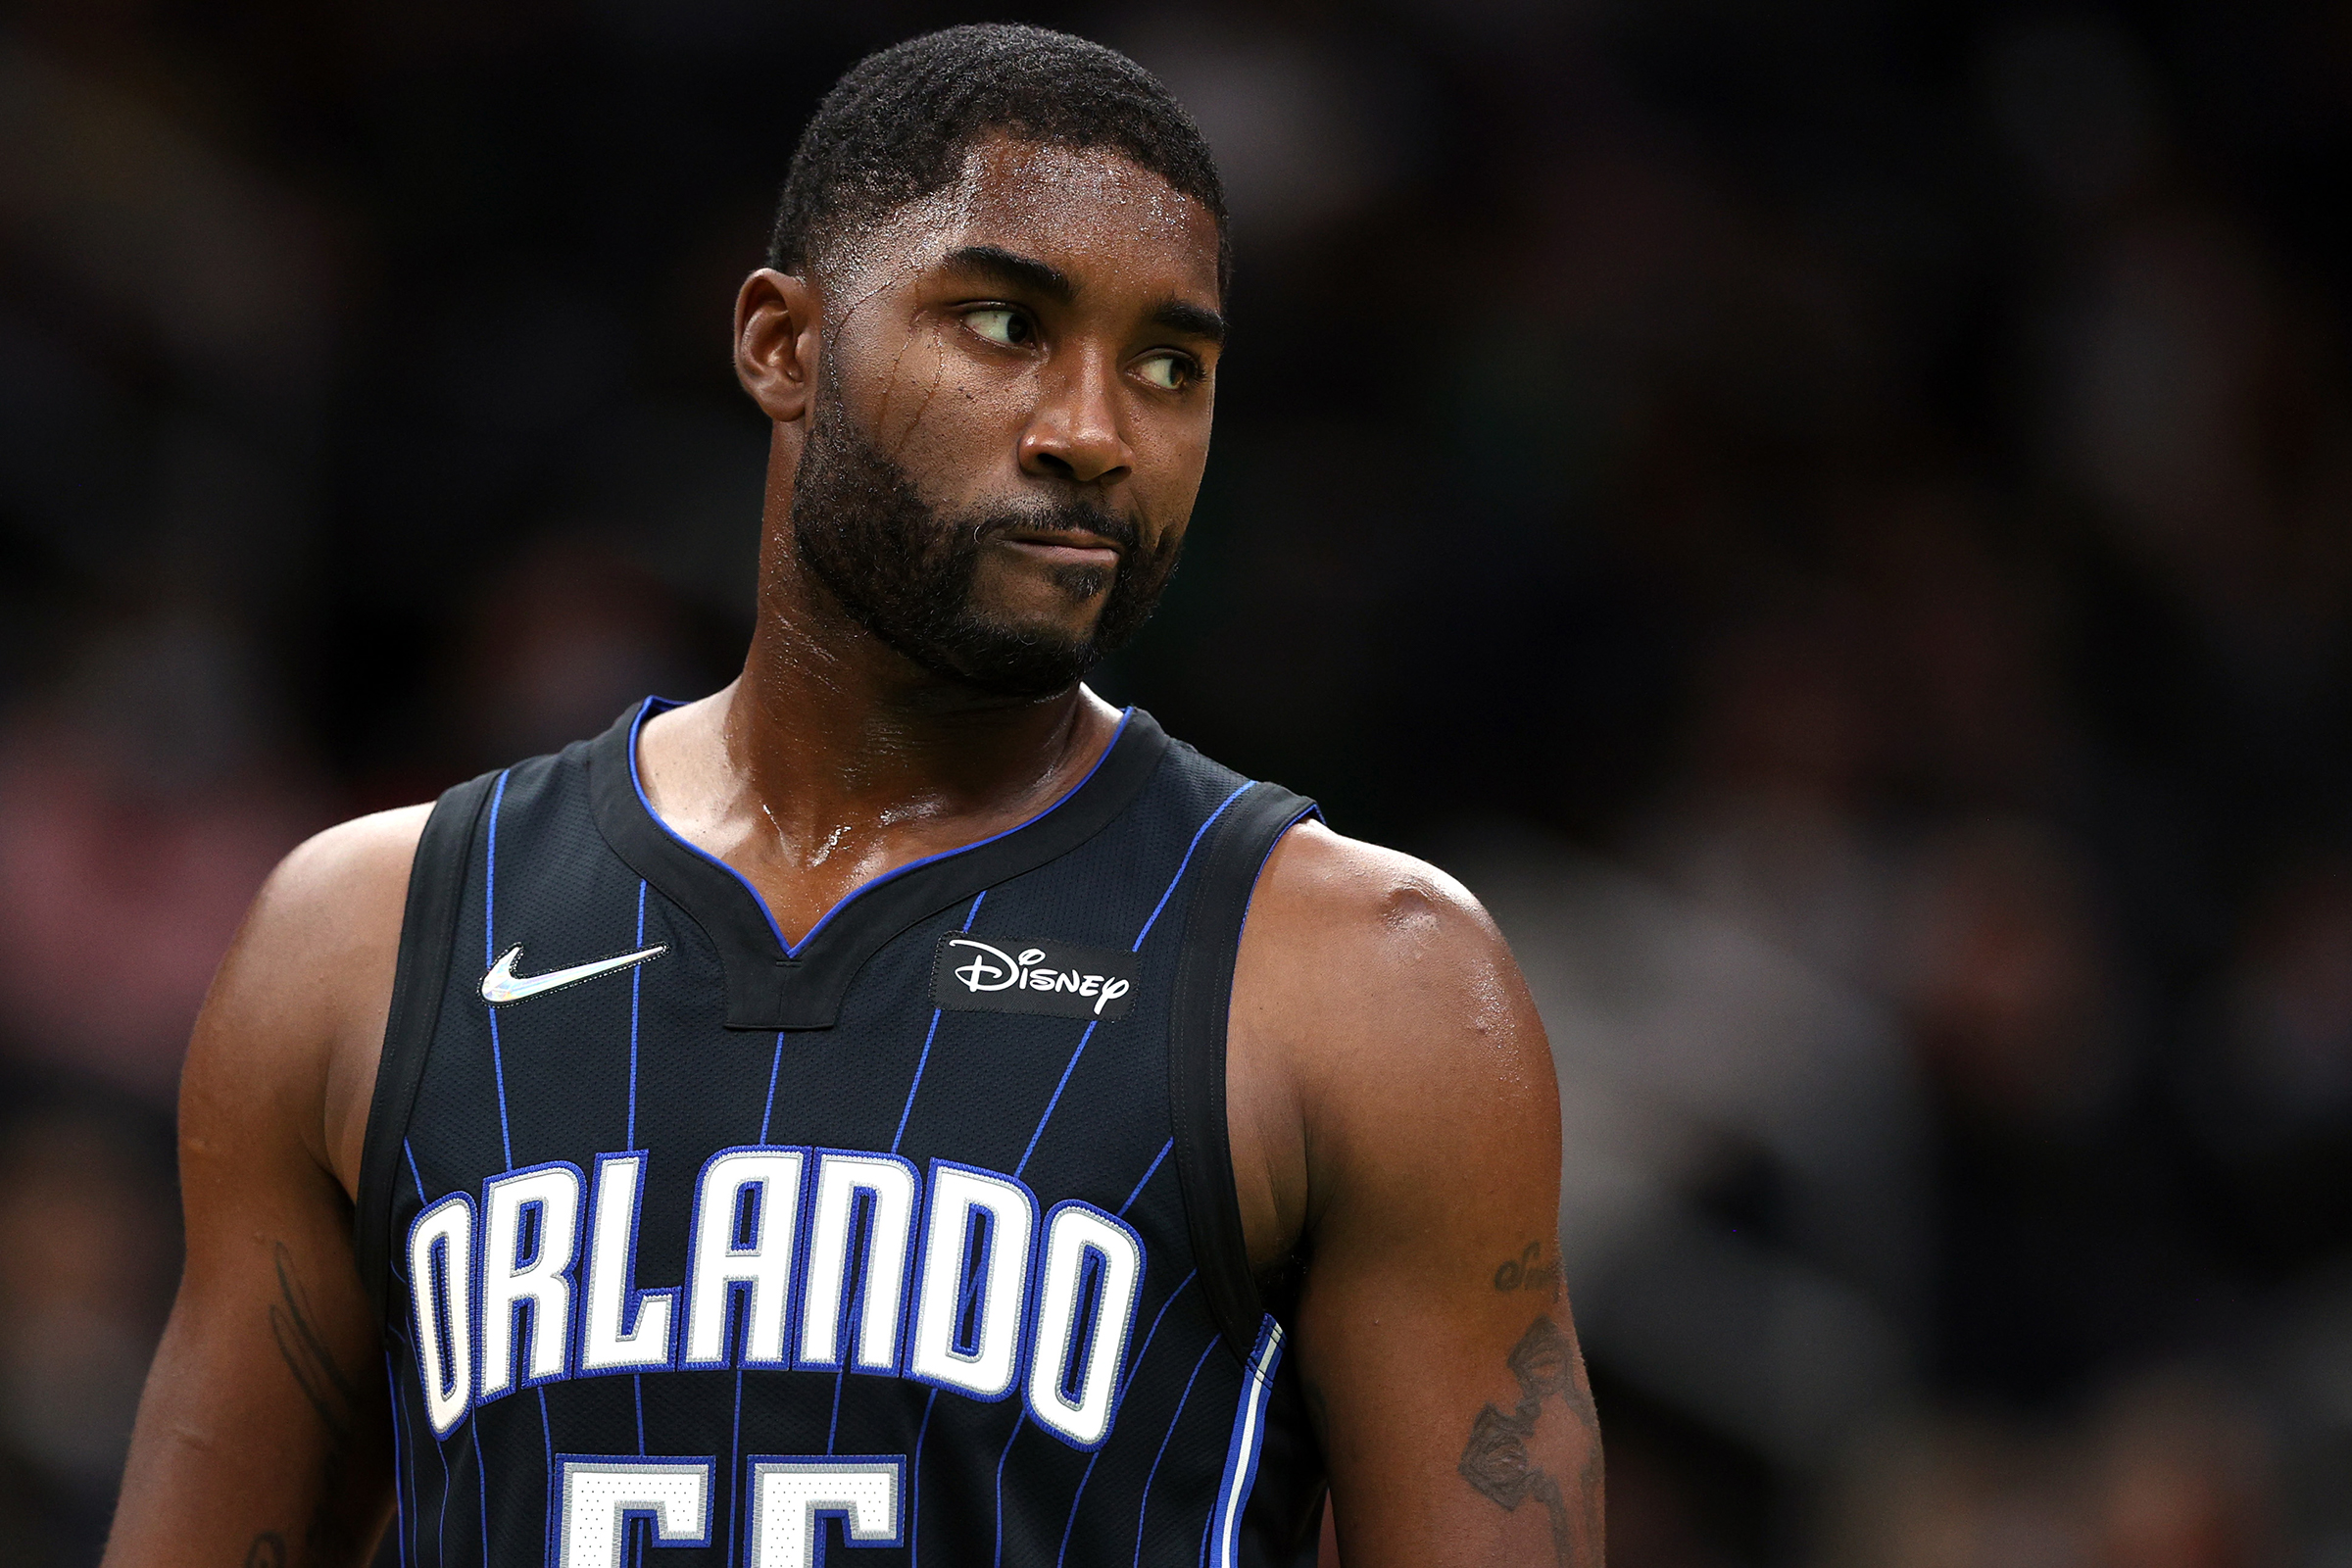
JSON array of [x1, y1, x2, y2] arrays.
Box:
[[1232, 823, 1600, 1567], [104, 808, 428, 1568]]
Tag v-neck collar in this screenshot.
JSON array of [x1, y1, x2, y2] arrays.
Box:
[[585, 697, 1169, 1030]]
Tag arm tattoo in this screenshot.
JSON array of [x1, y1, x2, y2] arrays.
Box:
[[1456, 1316, 1602, 1566], [263, 1244, 369, 1563], [269, 1243, 360, 1446], [1491, 1241, 1561, 1298]]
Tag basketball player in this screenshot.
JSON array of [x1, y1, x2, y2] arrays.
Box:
[[102, 25, 1598, 1568]]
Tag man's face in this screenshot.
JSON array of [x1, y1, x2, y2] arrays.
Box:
[[787, 135, 1225, 698]]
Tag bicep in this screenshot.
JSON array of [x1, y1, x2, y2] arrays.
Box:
[[105, 841, 404, 1567], [1275, 875, 1598, 1567]]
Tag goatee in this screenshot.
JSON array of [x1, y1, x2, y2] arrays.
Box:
[[789, 396, 1182, 700]]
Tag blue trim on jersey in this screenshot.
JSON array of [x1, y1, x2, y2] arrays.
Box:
[[1016, 782, 1251, 1184], [473, 1160, 587, 1402], [548, 1453, 718, 1564], [628, 879, 647, 1151], [425, 1352, 451, 1562], [418, 1335, 449, 1560], [472, 1419, 490, 1566], [622, 700, 1135, 958], [892, 891, 985, 1156], [1135, 1338, 1220, 1568], [991, 1410, 1027, 1568], [1120, 1270, 1196, 1407], [575, 1152, 678, 1381], [538, 1386, 555, 1489], [725, 1366, 747, 1565], [905, 1159, 1041, 1404], [1120, 1139, 1174, 1217], [1050, 1266, 1195, 1565], [794, 1151, 922, 1380], [1054, 1447, 1103, 1568], [484, 768, 515, 1170], [908, 1386, 941, 1562], [1132, 781, 1251, 953], [1207, 1317, 1286, 1568], [384, 1350, 409, 1568], [1022, 1200, 1148, 1452], [1015, 1018, 1098, 1179], [760, 1034, 784, 1144]]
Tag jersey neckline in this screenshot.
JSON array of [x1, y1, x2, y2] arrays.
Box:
[[584, 697, 1171, 1030]]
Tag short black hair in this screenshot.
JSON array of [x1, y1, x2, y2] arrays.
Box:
[[768, 24, 1229, 299]]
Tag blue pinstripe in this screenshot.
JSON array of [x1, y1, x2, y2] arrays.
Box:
[[1054, 1270, 1197, 1568], [1134, 1340, 1220, 1568]]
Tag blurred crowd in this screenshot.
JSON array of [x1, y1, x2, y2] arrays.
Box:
[[3, 0, 2350, 1562]]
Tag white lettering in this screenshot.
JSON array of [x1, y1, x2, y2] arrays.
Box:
[[407, 1193, 475, 1438], [682, 1149, 804, 1367], [748, 1457, 903, 1568], [744, 1458, 904, 1568], [1024, 1203, 1145, 1447], [907, 1166, 1035, 1399], [404, 1144, 1149, 1446], [580, 1154, 676, 1373], [554, 1458, 711, 1566], [948, 939, 1019, 993], [797, 1153, 918, 1374], [479, 1164, 582, 1398]]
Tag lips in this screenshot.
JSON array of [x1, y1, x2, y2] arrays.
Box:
[[998, 522, 1122, 550], [999, 533, 1122, 568]]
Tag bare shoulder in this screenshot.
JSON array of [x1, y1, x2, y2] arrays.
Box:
[[1248, 818, 1503, 954], [1230, 819, 1558, 1245], [259, 804, 434, 935], [186, 804, 433, 1195], [1240, 820, 1534, 1056], [231, 804, 433, 1012]]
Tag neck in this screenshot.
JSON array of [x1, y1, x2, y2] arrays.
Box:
[[723, 551, 1108, 841], [633, 453, 1120, 934]]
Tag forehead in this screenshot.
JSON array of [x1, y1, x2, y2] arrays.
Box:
[[842, 135, 1222, 304]]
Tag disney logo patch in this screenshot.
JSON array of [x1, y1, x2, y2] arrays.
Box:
[[930, 934, 1139, 1021]]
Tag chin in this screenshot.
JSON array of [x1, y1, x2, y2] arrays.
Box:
[[967, 588, 1111, 644], [973, 609, 1105, 654]]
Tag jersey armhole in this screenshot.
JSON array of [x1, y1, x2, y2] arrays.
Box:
[[1167, 782, 1321, 1366], [354, 770, 498, 1323]]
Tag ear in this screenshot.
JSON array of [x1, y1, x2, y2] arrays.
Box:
[[734, 268, 821, 423]]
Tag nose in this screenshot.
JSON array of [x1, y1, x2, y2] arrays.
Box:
[[1019, 346, 1134, 486]]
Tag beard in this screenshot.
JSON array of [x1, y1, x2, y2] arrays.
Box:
[[788, 391, 1183, 700]]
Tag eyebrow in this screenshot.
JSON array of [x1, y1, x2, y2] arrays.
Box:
[[1149, 297, 1228, 346], [941, 244, 1074, 304], [940, 244, 1228, 346]]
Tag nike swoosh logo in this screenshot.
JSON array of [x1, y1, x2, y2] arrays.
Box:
[[480, 943, 667, 1005]]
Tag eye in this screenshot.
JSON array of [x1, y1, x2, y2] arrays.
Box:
[[1136, 352, 1196, 391], [964, 308, 1033, 348]]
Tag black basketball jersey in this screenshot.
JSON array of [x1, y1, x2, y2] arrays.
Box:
[[356, 700, 1326, 1568]]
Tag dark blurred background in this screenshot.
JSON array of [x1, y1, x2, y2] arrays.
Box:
[[5, 0, 2352, 1561]]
